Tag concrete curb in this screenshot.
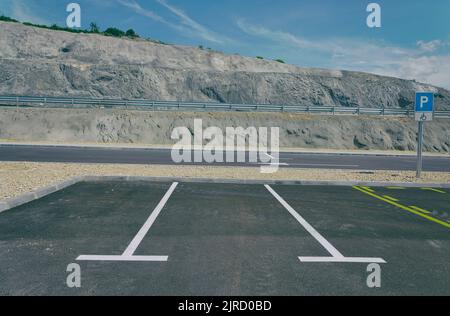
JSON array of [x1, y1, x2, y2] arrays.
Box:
[[83, 175, 450, 188], [1, 175, 449, 214], [0, 176, 84, 214]]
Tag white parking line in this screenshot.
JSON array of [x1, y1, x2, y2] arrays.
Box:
[[298, 257, 386, 263], [76, 255, 168, 262], [265, 185, 386, 264], [77, 182, 178, 262], [265, 185, 344, 258], [123, 182, 178, 257]]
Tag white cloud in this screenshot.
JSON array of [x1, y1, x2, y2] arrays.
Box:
[[117, 0, 166, 23], [237, 19, 450, 89], [237, 19, 335, 52], [374, 55, 450, 90], [417, 40, 444, 52], [117, 0, 232, 45], [156, 0, 229, 44], [10, 0, 49, 25]]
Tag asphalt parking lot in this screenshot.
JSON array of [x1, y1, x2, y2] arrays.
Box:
[[0, 180, 449, 295]]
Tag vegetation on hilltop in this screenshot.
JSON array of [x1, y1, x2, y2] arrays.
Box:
[[0, 14, 167, 44]]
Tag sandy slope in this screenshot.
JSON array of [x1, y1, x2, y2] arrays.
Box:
[[0, 107, 449, 153]]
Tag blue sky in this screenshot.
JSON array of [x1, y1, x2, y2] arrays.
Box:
[[1, 0, 450, 88]]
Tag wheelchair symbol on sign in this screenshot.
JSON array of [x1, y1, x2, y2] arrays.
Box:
[[420, 113, 427, 121]]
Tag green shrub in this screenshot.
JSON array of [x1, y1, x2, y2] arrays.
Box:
[[256, 56, 264, 60], [125, 29, 139, 38], [104, 27, 126, 37], [4, 15, 163, 44], [89, 22, 100, 33], [0, 15, 18, 23], [275, 59, 285, 64], [22, 22, 85, 34], [148, 39, 167, 45]]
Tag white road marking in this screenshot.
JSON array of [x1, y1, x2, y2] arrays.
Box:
[[263, 154, 359, 168], [258, 162, 290, 166], [77, 182, 178, 262], [262, 153, 290, 166], [288, 163, 359, 168], [299, 257, 386, 263], [265, 184, 344, 258], [77, 255, 168, 262], [265, 185, 386, 264], [122, 182, 178, 257]]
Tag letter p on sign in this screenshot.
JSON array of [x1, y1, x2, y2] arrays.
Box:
[[420, 96, 429, 109]]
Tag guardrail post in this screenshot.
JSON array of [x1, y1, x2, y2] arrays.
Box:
[[307, 106, 310, 113], [357, 106, 360, 115], [382, 106, 385, 116], [332, 107, 335, 115], [16, 97, 19, 108]]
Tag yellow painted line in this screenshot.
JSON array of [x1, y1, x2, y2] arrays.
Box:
[[422, 188, 446, 194], [409, 206, 432, 215], [383, 195, 399, 202], [353, 186, 450, 229], [360, 186, 375, 193], [386, 187, 406, 190]]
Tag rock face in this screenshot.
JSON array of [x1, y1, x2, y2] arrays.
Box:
[[1, 21, 450, 109], [1, 108, 449, 153]]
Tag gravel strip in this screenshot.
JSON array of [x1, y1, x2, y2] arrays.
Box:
[[1, 162, 449, 201]]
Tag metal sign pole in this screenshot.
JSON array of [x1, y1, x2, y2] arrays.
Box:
[[414, 92, 434, 179], [416, 120, 424, 178]]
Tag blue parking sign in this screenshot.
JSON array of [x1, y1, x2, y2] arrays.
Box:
[[415, 92, 434, 112]]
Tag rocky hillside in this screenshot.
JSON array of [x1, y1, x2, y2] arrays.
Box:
[[1, 21, 450, 109]]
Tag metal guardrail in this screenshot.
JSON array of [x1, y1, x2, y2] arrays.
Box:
[[0, 95, 449, 118]]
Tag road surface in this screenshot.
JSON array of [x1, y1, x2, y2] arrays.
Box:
[[1, 144, 450, 171]]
